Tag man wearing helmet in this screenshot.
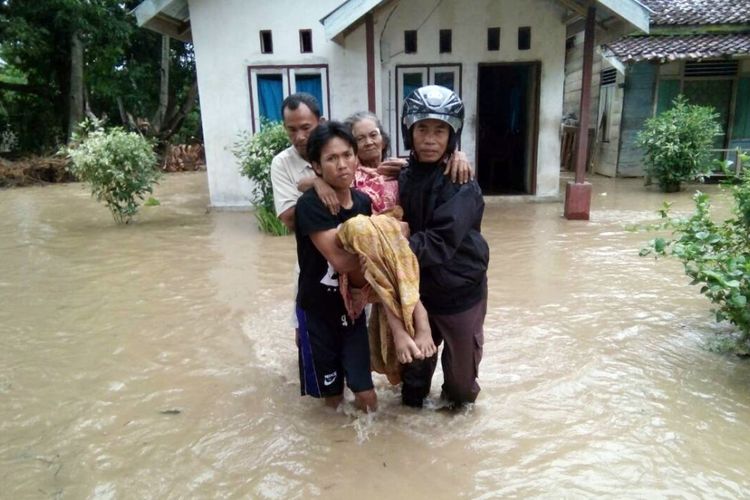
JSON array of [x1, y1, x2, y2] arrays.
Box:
[[398, 85, 489, 408]]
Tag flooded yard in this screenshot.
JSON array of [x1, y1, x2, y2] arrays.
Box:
[[2, 171, 750, 498]]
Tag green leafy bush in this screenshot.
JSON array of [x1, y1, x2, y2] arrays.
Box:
[[640, 167, 750, 353], [637, 95, 722, 192], [67, 125, 160, 224], [234, 120, 291, 236]]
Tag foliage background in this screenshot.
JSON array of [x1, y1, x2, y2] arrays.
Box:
[[641, 165, 750, 352], [0, 0, 200, 153]]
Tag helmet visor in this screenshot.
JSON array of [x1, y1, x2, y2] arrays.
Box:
[[403, 112, 462, 134]]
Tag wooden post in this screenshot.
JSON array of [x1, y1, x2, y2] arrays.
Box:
[[564, 4, 596, 220], [366, 14, 376, 113]]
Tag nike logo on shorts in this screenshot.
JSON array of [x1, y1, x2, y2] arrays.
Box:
[[324, 372, 337, 386]]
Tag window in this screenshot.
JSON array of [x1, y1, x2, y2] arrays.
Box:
[[404, 30, 417, 54], [402, 70, 425, 99], [684, 60, 738, 77], [653, 62, 739, 152], [439, 29, 452, 54], [257, 74, 283, 123], [565, 36, 575, 50], [299, 29, 313, 53], [597, 69, 617, 142], [434, 71, 455, 89], [247, 65, 329, 132], [518, 27, 531, 50], [294, 73, 322, 104], [487, 27, 500, 51], [260, 30, 273, 54], [395, 64, 461, 156], [655, 79, 680, 114], [732, 77, 750, 142]]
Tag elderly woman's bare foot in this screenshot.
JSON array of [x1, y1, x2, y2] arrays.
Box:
[[413, 301, 436, 357], [384, 306, 423, 364], [393, 329, 424, 364], [414, 327, 436, 358]]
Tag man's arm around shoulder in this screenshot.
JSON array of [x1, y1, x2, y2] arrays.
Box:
[[270, 150, 299, 230]]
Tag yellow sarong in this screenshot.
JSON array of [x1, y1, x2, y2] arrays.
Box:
[[337, 212, 420, 384]]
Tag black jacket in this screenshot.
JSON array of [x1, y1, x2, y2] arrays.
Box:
[[399, 159, 489, 314]]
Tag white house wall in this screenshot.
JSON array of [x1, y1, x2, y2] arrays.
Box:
[[189, 0, 365, 208], [190, 0, 566, 206], [372, 0, 566, 197]]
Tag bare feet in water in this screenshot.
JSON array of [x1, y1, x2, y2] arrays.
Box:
[[385, 306, 424, 364], [392, 328, 424, 364], [413, 301, 436, 358]]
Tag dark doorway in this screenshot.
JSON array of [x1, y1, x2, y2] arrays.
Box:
[[476, 63, 539, 194]]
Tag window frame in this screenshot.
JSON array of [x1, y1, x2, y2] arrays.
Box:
[[653, 61, 743, 149], [247, 64, 330, 133], [394, 64, 462, 157], [597, 68, 617, 143], [597, 82, 615, 143]]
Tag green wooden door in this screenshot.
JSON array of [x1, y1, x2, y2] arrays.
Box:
[[682, 79, 733, 150], [732, 77, 750, 143]]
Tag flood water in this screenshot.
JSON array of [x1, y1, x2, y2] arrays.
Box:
[[2, 171, 750, 499]]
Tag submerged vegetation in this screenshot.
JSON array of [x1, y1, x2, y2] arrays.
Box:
[[234, 120, 290, 236], [640, 160, 750, 354], [66, 121, 160, 224]]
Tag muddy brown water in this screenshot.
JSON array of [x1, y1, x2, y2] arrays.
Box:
[[2, 172, 750, 499]]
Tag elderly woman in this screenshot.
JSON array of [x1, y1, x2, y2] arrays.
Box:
[[344, 111, 471, 214]]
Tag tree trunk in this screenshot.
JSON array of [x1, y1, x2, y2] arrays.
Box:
[[67, 31, 84, 141], [160, 79, 198, 142], [151, 35, 170, 133], [117, 97, 138, 131]]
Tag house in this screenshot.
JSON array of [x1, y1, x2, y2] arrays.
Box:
[[564, 0, 750, 178], [135, 0, 650, 208]]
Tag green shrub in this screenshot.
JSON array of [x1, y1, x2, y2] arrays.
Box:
[[234, 120, 290, 236], [637, 95, 722, 192], [640, 168, 750, 353], [67, 125, 160, 224]]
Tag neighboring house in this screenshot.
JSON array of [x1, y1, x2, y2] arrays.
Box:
[[565, 0, 750, 178], [135, 0, 649, 207]]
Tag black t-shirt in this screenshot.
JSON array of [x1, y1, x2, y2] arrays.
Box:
[[295, 188, 372, 311]]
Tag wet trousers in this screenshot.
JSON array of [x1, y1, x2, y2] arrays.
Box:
[[401, 295, 487, 407]]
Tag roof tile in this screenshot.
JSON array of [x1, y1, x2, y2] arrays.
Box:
[[604, 33, 750, 62], [638, 0, 750, 26]]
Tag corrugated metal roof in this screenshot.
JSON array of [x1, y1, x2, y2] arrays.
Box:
[[603, 33, 750, 62]]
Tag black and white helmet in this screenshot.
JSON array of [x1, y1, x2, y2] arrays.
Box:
[[401, 85, 464, 153]]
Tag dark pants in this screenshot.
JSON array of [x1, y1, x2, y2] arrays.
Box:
[[402, 296, 487, 407]]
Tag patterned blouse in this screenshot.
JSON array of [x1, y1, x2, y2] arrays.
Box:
[[353, 165, 400, 215]]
